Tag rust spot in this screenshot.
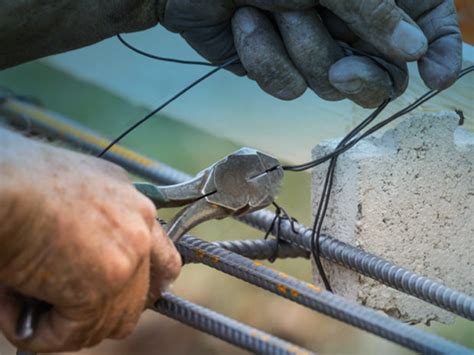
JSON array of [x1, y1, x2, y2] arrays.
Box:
[[278, 272, 288, 278], [291, 289, 300, 298], [254, 261, 263, 267], [211, 255, 220, 264], [306, 283, 321, 293], [277, 284, 288, 295], [287, 346, 298, 354], [195, 249, 206, 259]]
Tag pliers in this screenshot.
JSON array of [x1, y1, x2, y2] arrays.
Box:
[[16, 147, 284, 353], [135, 147, 283, 241]]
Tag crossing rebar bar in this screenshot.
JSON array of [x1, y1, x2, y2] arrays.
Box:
[[155, 292, 314, 354], [178, 235, 471, 354], [240, 211, 474, 321], [2, 99, 473, 322], [212, 239, 309, 260]]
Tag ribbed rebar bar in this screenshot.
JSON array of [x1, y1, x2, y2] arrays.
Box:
[[177, 236, 471, 354], [155, 292, 314, 355], [212, 239, 309, 260], [240, 211, 474, 321], [2, 99, 473, 322]]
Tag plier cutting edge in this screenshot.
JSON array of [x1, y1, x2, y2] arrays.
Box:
[[135, 147, 283, 242]]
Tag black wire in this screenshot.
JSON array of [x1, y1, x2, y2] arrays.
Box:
[[286, 65, 474, 292], [97, 55, 239, 157], [283, 65, 474, 172], [105, 34, 473, 291], [309, 100, 390, 291], [117, 34, 217, 67]]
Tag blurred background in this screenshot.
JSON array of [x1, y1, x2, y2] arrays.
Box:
[[0, 1, 473, 354]]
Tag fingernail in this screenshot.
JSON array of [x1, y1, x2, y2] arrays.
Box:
[[335, 79, 363, 94], [390, 21, 428, 59]]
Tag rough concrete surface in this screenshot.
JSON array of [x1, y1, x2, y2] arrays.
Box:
[[311, 111, 473, 324]]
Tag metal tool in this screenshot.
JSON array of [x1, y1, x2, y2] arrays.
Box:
[[135, 147, 283, 241], [16, 147, 283, 353]]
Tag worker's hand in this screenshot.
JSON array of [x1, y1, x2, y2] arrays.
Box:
[[0, 131, 181, 352], [159, 0, 462, 107]]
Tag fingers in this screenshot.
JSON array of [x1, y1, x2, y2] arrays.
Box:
[[272, 9, 408, 107], [147, 222, 181, 306], [159, 2, 246, 75], [237, 0, 317, 11], [0, 285, 97, 353], [398, 0, 463, 90], [319, 0, 428, 61], [2, 256, 151, 352], [329, 57, 390, 108], [0, 286, 22, 345], [181, 23, 247, 76], [273, 11, 344, 101], [232, 7, 307, 100]]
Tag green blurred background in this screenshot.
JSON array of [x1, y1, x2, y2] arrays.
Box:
[[0, 62, 473, 355]]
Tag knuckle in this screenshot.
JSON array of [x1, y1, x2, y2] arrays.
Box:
[[106, 253, 136, 286], [138, 194, 158, 226], [161, 244, 182, 283], [130, 224, 153, 254]]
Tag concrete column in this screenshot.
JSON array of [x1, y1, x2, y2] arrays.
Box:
[[312, 111, 473, 324]]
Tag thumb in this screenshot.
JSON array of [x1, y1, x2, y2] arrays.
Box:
[[320, 0, 428, 61], [236, 0, 317, 11], [147, 222, 182, 306]]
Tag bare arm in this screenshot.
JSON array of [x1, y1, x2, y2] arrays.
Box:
[[0, 0, 159, 69]]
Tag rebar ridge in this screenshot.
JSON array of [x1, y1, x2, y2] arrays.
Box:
[[177, 236, 471, 354], [155, 292, 314, 355], [240, 211, 474, 321], [212, 239, 309, 260], [2, 100, 473, 341], [4, 99, 472, 321]]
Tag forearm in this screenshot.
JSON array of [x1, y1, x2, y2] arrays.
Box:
[[0, 0, 159, 69]]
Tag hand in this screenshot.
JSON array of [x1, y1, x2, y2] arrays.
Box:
[[159, 0, 462, 107], [0, 130, 181, 352]]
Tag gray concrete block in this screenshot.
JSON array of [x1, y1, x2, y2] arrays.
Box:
[[311, 111, 474, 324]]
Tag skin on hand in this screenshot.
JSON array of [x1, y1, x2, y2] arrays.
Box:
[[160, 0, 462, 107], [0, 1, 463, 107], [0, 129, 181, 352]]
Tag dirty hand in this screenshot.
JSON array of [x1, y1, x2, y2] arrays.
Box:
[[159, 0, 462, 107], [1, 1, 462, 108], [0, 129, 181, 352]]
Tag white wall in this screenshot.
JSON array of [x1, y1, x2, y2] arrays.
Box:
[[44, 26, 474, 163]]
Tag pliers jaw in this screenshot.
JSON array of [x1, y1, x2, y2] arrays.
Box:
[[135, 148, 284, 242]]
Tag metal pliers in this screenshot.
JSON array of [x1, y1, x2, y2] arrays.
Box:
[[16, 148, 283, 354], [135, 147, 284, 241]]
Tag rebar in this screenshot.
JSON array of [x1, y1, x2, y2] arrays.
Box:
[[178, 235, 471, 354], [212, 239, 309, 261], [2, 99, 473, 322], [155, 292, 315, 355], [240, 211, 474, 321]]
